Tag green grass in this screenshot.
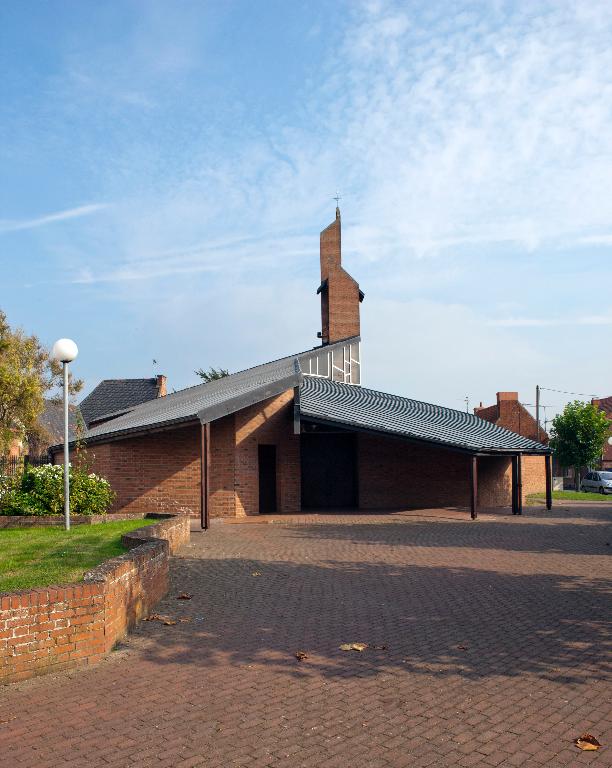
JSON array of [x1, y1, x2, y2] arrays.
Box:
[[0, 519, 157, 592], [527, 490, 612, 504]]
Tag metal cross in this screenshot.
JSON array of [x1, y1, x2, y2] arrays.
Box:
[[333, 191, 342, 206]]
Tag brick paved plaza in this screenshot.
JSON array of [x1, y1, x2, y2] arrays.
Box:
[[1, 505, 611, 767]]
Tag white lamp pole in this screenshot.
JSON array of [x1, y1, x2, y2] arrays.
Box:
[[51, 339, 78, 531]]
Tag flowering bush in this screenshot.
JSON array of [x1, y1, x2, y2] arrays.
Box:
[[0, 464, 115, 516]]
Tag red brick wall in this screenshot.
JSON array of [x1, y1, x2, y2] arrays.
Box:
[[358, 435, 532, 510], [209, 414, 237, 518], [0, 516, 189, 685], [358, 435, 472, 509], [86, 425, 201, 517], [478, 457, 512, 508], [233, 390, 300, 516], [521, 455, 546, 501], [319, 210, 361, 344]]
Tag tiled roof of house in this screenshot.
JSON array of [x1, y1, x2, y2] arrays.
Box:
[[595, 395, 612, 417], [79, 378, 162, 426], [299, 377, 549, 454], [38, 400, 80, 444]]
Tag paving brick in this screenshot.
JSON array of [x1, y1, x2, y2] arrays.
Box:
[[0, 506, 610, 767]]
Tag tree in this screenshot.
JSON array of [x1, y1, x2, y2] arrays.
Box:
[[195, 366, 230, 383], [0, 310, 83, 455], [549, 400, 610, 488]]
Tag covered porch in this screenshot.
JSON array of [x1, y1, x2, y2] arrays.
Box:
[[298, 421, 553, 519]]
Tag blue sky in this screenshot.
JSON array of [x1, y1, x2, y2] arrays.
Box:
[[2, 0, 612, 423]]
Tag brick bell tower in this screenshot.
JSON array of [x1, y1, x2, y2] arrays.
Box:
[[317, 206, 364, 345]]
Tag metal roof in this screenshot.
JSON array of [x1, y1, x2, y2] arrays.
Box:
[[64, 338, 358, 447], [299, 377, 549, 454]]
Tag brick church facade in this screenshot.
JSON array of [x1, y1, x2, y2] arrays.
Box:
[[53, 209, 551, 521]]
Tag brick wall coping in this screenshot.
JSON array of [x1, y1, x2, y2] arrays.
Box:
[[0, 514, 190, 685], [0, 512, 151, 529]]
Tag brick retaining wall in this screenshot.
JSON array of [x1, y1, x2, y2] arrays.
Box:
[[0, 514, 190, 685], [0, 512, 150, 529]]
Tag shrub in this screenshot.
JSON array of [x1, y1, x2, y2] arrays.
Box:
[[0, 464, 115, 516]]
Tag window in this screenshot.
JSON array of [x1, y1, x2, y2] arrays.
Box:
[[303, 341, 362, 385]]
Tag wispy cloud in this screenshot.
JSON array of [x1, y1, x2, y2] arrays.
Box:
[[491, 315, 612, 328], [0, 204, 108, 234]]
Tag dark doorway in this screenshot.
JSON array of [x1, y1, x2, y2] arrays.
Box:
[[258, 445, 277, 513], [301, 432, 357, 509]]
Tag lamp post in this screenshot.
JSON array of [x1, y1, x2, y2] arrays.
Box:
[[51, 339, 78, 531]]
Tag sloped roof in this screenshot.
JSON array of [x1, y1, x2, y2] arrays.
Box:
[[595, 395, 612, 417], [80, 378, 162, 426], [299, 377, 549, 454], [36, 400, 80, 446], [66, 339, 357, 447]]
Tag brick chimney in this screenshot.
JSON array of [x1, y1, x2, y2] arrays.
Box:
[[156, 375, 167, 397], [318, 207, 363, 345]]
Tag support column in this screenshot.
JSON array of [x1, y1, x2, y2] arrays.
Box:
[[516, 454, 523, 515], [545, 453, 553, 510], [470, 455, 478, 520], [200, 422, 210, 530], [511, 455, 519, 515]]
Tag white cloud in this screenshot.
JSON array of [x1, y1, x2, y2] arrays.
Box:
[[0, 204, 108, 234], [12, 0, 612, 409]]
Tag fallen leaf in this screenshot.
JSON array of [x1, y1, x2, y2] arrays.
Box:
[[340, 642, 369, 652], [295, 650, 308, 661], [178, 617, 192, 623], [144, 613, 177, 626], [176, 593, 192, 600], [574, 734, 601, 751], [251, 571, 262, 577], [457, 645, 469, 651]]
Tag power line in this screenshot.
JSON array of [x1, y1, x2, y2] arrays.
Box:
[[539, 386, 599, 398]]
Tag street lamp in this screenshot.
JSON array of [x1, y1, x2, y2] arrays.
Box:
[[51, 339, 78, 531]]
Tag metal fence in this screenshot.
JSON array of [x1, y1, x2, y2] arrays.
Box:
[[0, 455, 51, 476]]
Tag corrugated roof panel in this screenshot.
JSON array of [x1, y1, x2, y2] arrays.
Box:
[[77, 338, 358, 444], [299, 377, 549, 454]]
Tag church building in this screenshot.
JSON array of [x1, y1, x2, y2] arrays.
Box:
[[53, 208, 552, 522]]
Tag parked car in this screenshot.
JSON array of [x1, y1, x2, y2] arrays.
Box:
[[581, 471, 612, 494]]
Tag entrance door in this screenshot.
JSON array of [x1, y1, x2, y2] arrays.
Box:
[[258, 445, 277, 513], [301, 433, 357, 509]]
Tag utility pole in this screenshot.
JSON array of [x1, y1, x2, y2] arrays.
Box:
[[536, 384, 540, 442]]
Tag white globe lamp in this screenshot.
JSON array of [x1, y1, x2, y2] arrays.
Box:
[[52, 338, 79, 530], [52, 338, 78, 364]]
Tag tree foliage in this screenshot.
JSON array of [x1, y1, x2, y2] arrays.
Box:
[[0, 310, 83, 455], [195, 366, 230, 383], [549, 400, 610, 473]]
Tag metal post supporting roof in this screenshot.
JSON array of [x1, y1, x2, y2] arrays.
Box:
[[200, 422, 210, 530], [470, 456, 478, 520]]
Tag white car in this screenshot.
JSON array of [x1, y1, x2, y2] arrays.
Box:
[[581, 471, 612, 495]]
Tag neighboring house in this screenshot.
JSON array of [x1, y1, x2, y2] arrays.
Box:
[[474, 392, 572, 489], [474, 392, 546, 443], [592, 396, 612, 470], [52, 208, 550, 521], [28, 400, 80, 455], [79, 375, 167, 428]]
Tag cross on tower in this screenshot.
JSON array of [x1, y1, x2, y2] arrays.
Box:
[[333, 191, 341, 207]]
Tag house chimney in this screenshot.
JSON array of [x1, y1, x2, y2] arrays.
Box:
[[318, 207, 363, 345], [156, 375, 167, 397]]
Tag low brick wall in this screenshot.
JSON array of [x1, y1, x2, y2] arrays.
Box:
[[0, 513, 149, 529], [0, 515, 190, 685]]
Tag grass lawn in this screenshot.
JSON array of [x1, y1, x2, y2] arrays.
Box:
[[0, 519, 157, 592], [527, 490, 612, 504]]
